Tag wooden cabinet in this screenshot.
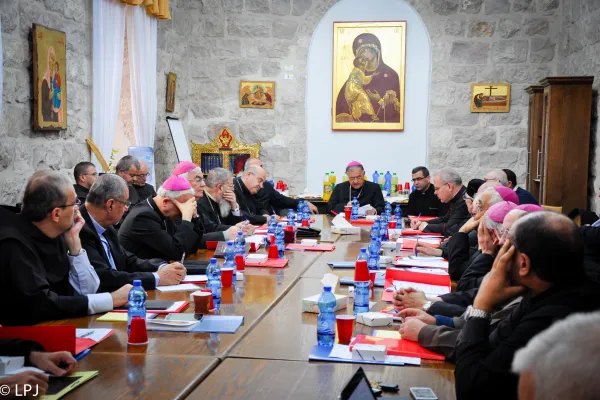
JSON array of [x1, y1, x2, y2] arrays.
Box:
[[526, 76, 594, 212]]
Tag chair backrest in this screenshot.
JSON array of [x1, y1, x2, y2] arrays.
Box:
[[541, 205, 563, 214]]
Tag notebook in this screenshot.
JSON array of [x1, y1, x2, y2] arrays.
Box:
[[350, 335, 445, 361]]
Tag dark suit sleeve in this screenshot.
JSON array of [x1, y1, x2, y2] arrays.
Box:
[[264, 183, 299, 211], [0, 339, 44, 364], [370, 186, 386, 215], [327, 184, 346, 214], [456, 253, 494, 292], [241, 210, 267, 225], [0, 240, 89, 325], [447, 233, 472, 281], [426, 301, 468, 318], [406, 192, 418, 216], [418, 325, 461, 360], [424, 199, 470, 236]]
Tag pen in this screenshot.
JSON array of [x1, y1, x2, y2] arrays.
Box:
[[415, 236, 419, 257], [74, 348, 92, 361], [271, 206, 276, 216], [180, 252, 186, 263]]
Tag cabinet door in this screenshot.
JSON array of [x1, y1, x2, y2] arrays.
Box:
[[539, 90, 550, 204]]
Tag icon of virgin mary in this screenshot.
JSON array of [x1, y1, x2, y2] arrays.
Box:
[[335, 33, 401, 124]]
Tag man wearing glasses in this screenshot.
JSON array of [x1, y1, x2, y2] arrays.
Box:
[[406, 166, 445, 217], [327, 161, 385, 215], [0, 170, 131, 325], [73, 162, 97, 203], [115, 155, 141, 207], [131, 160, 156, 202]]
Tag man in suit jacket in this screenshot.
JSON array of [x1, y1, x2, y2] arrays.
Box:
[[118, 175, 200, 260], [233, 165, 270, 225], [73, 161, 97, 203], [503, 169, 539, 205], [80, 174, 186, 291], [413, 168, 470, 236]]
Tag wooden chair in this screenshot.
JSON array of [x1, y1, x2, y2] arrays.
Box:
[[541, 205, 563, 213]]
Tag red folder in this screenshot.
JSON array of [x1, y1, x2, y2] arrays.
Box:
[[381, 268, 451, 302], [350, 219, 375, 225], [407, 216, 438, 222], [400, 238, 441, 250], [350, 335, 445, 361], [113, 301, 189, 314], [401, 229, 443, 237], [0, 326, 76, 354], [285, 243, 335, 252], [75, 330, 115, 355], [244, 258, 289, 268]]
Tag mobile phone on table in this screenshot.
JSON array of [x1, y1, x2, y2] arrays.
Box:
[[409, 387, 437, 400]]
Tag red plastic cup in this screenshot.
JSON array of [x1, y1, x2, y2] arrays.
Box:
[[193, 292, 211, 314], [344, 206, 351, 220], [200, 288, 214, 311], [235, 254, 245, 272], [336, 315, 356, 345], [249, 242, 259, 252], [369, 271, 377, 291], [128, 316, 148, 345], [221, 268, 234, 287], [268, 236, 279, 259], [283, 225, 296, 243], [301, 219, 309, 227], [388, 220, 397, 229], [354, 260, 370, 282]]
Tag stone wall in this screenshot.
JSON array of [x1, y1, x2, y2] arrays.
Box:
[[0, 0, 92, 205], [154, 0, 562, 192], [557, 0, 600, 211]]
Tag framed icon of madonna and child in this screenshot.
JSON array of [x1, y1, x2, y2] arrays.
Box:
[[32, 24, 67, 130], [332, 21, 406, 131]]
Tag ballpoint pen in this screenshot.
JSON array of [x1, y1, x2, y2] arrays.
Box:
[[415, 236, 419, 257], [180, 252, 186, 263]]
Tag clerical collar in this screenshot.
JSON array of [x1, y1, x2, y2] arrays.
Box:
[[349, 183, 364, 203]]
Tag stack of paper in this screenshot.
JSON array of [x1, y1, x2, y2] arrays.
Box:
[[156, 283, 201, 292], [392, 280, 450, 297]]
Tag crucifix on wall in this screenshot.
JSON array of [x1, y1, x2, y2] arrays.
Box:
[[485, 85, 497, 96], [470, 83, 511, 113]]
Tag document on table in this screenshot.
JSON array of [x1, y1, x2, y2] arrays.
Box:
[[156, 283, 201, 292], [392, 280, 450, 297], [395, 258, 449, 270], [327, 344, 421, 366], [181, 274, 207, 283], [76, 329, 113, 342], [245, 235, 266, 244], [358, 204, 373, 216]]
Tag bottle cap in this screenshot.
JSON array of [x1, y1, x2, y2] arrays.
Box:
[[354, 260, 370, 282], [238, 231, 243, 236], [228, 241, 233, 245], [133, 279, 142, 286], [360, 248, 367, 253], [210, 257, 217, 263], [324, 286, 332, 292]]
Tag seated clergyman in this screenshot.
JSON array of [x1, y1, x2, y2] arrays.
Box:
[[327, 161, 385, 215]]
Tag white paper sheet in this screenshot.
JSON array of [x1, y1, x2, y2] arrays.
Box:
[[245, 235, 266, 244], [386, 355, 421, 366], [392, 281, 449, 297], [395, 259, 449, 269], [182, 274, 207, 282], [358, 204, 373, 216], [328, 344, 353, 360], [76, 328, 113, 342], [156, 283, 201, 292]]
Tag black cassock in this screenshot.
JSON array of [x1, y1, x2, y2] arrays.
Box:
[[327, 181, 386, 215], [0, 212, 88, 326], [233, 177, 269, 225]]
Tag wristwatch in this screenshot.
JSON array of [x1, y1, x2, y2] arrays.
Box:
[[422, 301, 432, 312], [464, 305, 491, 321]]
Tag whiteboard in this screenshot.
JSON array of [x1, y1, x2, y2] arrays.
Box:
[[128, 146, 156, 187], [166, 118, 192, 162]]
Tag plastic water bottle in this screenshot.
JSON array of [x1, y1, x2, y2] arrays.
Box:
[[372, 170, 379, 183], [384, 171, 392, 196], [316, 286, 336, 347], [394, 204, 402, 223], [267, 215, 277, 248], [351, 197, 359, 220], [223, 240, 236, 285], [287, 210, 296, 227], [234, 231, 246, 258], [297, 200, 304, 216], [378, 172, 385, 189], [356, 248, 368, 262], [275, 223, 285, 258], [391, 173, 399, 196], [384, 202, 392, 218], [303, 202, 311, 223], [206, 257, 222, 311], [371, 219, 381, 243], [380, 214, 389, 242], [411, 184, 417, 192], [127, 280, 146, 337], [368, 239, 380, 270], [353, 260, 370, 315]]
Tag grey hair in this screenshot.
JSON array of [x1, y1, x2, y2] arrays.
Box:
[[486, 169, 508, 186], [435, 168, 462, 186], [116, 155, 141, 173], [243, 158, 261, 171], [512, 311, 600, 400], [476, 187, 504, 209], [346, 165, 365, 173], [206, 168, 232, 188], [21, 170, 73, 222], [157, 186, 195, 199], [177, 166, 202, 180], [86, 174, 128, 206], [484, 212, 503, 232]]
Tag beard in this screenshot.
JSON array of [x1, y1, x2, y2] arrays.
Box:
[[218, 198, 231, 218]]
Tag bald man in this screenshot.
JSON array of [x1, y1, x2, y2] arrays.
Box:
[[131, 160, 156, 202], [233, 165, 270, 225], [244, 158, 318, 215]]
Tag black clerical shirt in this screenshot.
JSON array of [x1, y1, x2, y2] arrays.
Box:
[[327, 181, 385, 215], [406, 184, 444, 217], [74, 184, 89, 203], [133, 184, 157, 203], [233, 177, 269, 225]]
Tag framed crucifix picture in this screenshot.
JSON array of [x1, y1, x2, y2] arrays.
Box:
[[470, 83, 511, 113], [332, 21, 407, 131]]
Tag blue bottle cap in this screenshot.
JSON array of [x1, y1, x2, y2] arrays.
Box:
[[360, 248, 366, 253], [227, 241, 233, 245], [238, 231, 243, 236], [324, 286, 332, 292], [133, 280, 142, 286], [210, 257, 217, 263]]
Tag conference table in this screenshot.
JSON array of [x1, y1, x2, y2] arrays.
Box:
[[43, 216, 456, 400]]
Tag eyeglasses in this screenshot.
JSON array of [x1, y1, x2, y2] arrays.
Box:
[[49, 198, 81, 213], [114, 199, 131, 208], [81, 173, 98, 177], [411, 176, 428, 183], [131, 173, 150, 178], [348, 176, 364, 182]]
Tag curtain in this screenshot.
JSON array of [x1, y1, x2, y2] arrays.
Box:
[[92, 0, 127, 171], [120, 0, 171, 19], [127, 5, 158, 185]]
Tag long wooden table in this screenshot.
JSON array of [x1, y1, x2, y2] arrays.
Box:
[[41, 215, 455, 399]]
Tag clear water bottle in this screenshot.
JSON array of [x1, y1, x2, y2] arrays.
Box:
[[411, 183, 416, 192], [371, 219, 381, 243], [303, 202, 311, 222], [267, 215, 277, 248], [275, 223, 285, 258], [223, 241, 236, 285], [316, 286, 336, 347], [356, 248, 368, 262], [351, 197, 359, 220], [384, 201, 392, 217], [379, 214, 389, 242], [394, 204, 402, 222], [206, 257, 222, 311], [297, 200, 304, 216], [368, 239, 380, 270], [354, 261, 370, 315], [234, 231, 246, 258], [384, 171, 392, 196], [127, 280, 146, 337], [372, 170, 379, 183], [287, 210, 296, 227]]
